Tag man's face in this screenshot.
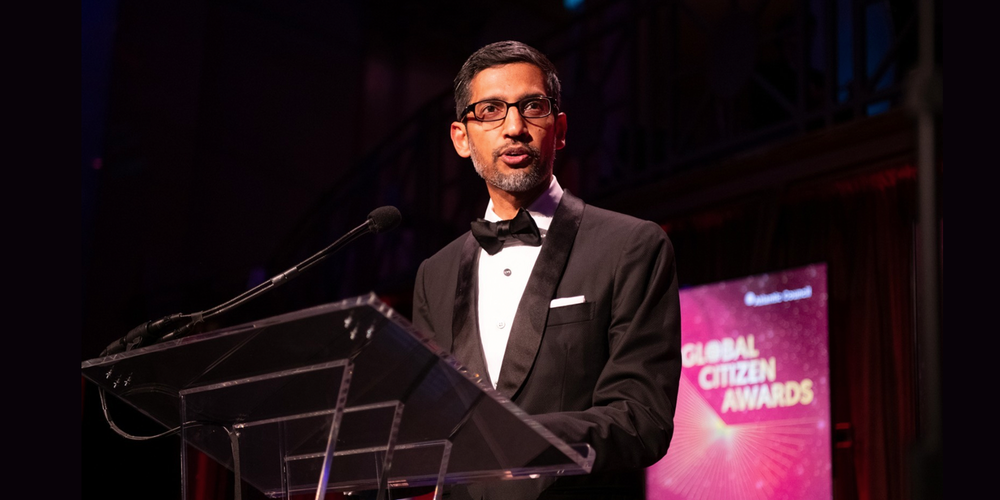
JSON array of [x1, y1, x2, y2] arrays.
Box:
[[450, 62, 567, 194]]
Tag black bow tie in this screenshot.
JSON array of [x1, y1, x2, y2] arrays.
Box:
[[471, 208, 542, 256]]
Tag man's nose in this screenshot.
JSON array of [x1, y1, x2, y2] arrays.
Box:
[[502, 106, 530, 137]]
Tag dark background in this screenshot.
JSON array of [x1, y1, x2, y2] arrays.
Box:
[[81, 1, 942, 499]]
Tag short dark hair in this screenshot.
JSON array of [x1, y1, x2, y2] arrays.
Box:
[[453, 40, 562, 121]]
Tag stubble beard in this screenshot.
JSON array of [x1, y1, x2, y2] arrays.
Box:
[[469, 140, 553, 193]]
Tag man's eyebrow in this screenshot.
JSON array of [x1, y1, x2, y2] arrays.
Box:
[[474, 92, 547, 103]]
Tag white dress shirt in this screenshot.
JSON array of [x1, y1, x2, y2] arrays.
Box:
[[477, 176, 564, 388]]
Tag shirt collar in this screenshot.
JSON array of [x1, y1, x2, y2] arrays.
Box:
[[484, 176, 564, 230]]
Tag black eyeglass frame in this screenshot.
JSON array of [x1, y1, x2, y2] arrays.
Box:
[[460, 96, 559, 123]]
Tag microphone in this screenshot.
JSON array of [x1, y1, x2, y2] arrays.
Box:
[[367, 205, 402, 234], [101, 206, 403, 356]]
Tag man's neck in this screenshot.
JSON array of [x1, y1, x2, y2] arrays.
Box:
[[485, 175, 552, 219]]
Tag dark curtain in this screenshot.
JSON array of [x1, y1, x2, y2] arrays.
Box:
[[661, 163, 924, 500]]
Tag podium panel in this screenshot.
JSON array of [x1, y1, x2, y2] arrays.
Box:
[[82, 294, 593, 499]]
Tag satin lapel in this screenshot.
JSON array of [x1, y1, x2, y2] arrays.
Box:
[[495, 191, 585, 400], [450, 233, 492, 387]]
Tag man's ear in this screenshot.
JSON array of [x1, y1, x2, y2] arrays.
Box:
[[450, 122, 471, 158], [555, 112, 568, 150]]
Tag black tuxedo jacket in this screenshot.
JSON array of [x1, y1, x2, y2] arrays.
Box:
[[412, 191, 681, 500]]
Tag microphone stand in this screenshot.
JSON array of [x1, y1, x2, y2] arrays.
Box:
[[101, 213, 389, 356]]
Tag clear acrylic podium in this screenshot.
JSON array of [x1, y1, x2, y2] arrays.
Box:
[[81, 293, 594, 500]]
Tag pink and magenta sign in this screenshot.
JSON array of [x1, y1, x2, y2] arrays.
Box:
[[646, 263, 831, 500]]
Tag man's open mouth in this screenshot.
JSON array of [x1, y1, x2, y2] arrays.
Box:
[[496, 146, 537, 166]]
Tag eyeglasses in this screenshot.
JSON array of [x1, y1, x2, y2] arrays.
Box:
[[461, 96, 557, 123]]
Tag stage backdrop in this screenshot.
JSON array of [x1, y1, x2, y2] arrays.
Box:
[[646, 263, 831, 500]]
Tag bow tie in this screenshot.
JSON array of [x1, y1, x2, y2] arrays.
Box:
[[471, 208, 542, 256]]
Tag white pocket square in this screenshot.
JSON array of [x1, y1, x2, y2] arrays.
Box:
[[550, 295, 586, 308]]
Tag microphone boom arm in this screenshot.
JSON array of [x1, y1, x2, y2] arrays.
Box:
[[158, 218, 373, 342], [101, 207, 400, 356]]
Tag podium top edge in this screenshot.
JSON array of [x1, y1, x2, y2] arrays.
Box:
[[82, 292, 396, 367]]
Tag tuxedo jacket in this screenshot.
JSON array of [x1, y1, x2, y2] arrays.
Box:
[[412, 191, 681, 500]]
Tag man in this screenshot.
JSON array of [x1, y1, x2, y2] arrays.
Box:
[[412, 40, 681, 500]]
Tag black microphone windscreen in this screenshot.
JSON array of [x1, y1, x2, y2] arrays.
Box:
[[368, 206, 402, 233]]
